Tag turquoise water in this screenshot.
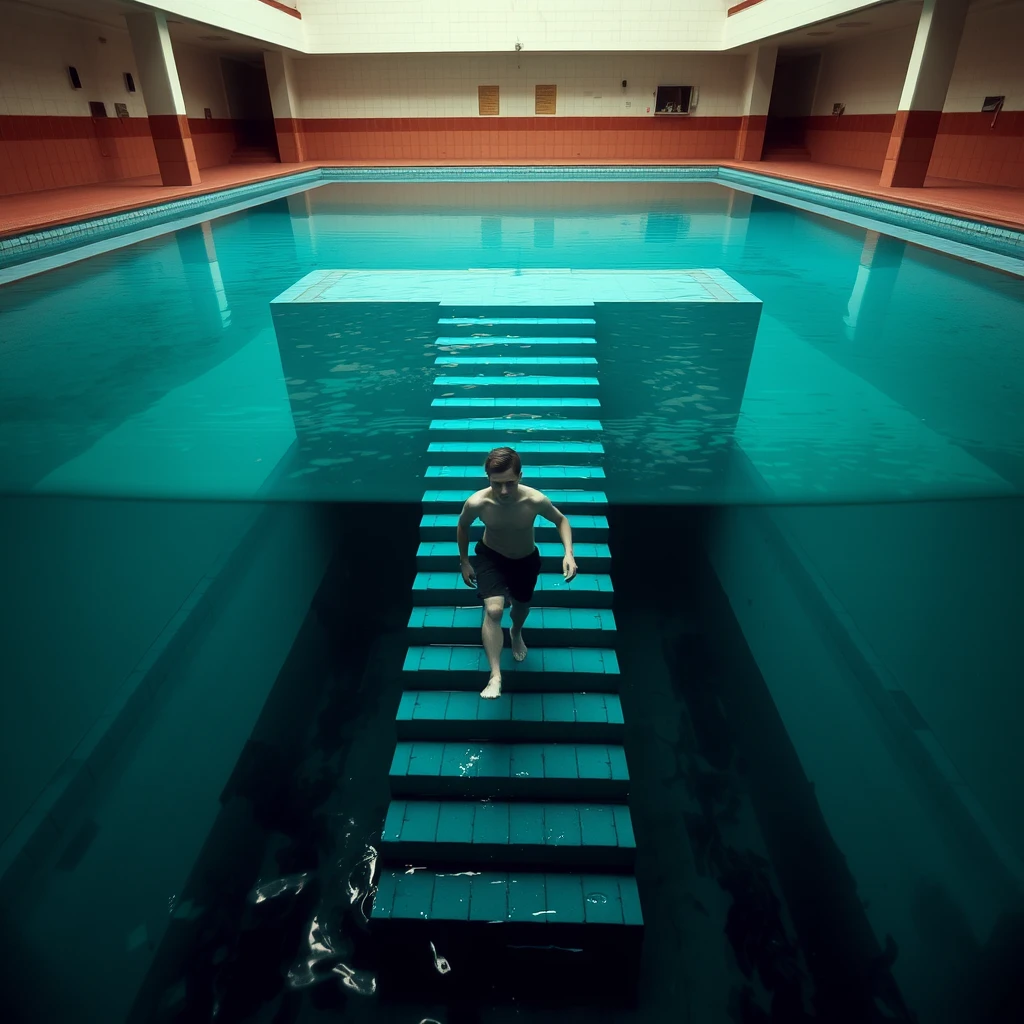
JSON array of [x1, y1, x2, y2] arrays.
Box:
[[1, 180, 1022, 503], [2, 181, 1024, 1023]]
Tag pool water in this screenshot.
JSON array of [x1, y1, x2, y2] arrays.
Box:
[[1, 180, 1022, 503], [1, 180, 1023, 1024]]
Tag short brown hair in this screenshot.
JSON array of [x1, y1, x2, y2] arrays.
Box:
[[484, 446, 521, 477]]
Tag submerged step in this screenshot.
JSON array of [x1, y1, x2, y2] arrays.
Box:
[[372, 868, 642, 928], [433, 376, 599, 387], [428, 418, 604, 433], [431, 397, 600, 408], [437, 317, 597, 326], [434, 356, 598, 366], [419, 514, 609, 543], [435, 336, 597, 346], [423, 488, 607, 509], [403, 645, 620, 692], [427, 440, 604, 464], [389, 740, 629, 800], [415, 540, 611, 572], [411, 570, 613, 607], [425, 464, 605, 478], [381, 799, 635, 868], [407, 604, 616, 647], [395, 690, 624, 742]]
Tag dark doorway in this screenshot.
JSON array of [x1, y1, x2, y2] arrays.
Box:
[[764, 51, 821, 158], [220, 56, 279, 161]]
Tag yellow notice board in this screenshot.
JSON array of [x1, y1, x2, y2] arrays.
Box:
[[535, 84, 557, 115], [478, 85, 500, 116]]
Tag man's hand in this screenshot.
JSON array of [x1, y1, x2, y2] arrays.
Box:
[[461, 560, 477, 587], [562, 553, 578, 583]]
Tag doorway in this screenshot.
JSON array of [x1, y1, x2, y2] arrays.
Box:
[[220, 56, 279, 161]]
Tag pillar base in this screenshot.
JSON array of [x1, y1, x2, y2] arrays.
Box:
[[880, 110, 941, 188], [274, 117, 306, 163], [735, 115, 767, 161], [149, 114, 201, 187]]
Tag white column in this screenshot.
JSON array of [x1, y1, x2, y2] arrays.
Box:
[[125, 10, 199, 185]]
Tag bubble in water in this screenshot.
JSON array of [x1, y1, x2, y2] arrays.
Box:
[[585, 892, 608, 905], [250, 873, 309, 904]]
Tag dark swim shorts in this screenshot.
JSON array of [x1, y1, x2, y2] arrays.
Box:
[[471, 541, 542, 604]]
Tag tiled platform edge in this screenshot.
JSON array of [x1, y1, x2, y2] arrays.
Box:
[[3, 166, 1022, 274]]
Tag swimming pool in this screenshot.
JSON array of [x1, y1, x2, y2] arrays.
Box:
[[1, 177, 1022, 504], [3, 174, 1024, 1024]]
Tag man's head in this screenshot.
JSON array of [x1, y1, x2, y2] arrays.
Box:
[[484, 446, 522, 501]]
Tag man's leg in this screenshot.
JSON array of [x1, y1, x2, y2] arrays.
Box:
[[509, 599, 531, 662], [480, 595, 506, 699]]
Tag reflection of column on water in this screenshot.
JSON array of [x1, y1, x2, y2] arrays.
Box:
[[174, 220, 232, 330], [721, 188, 753, 250], [286, 190, 318, 264], [843, 230, 906, 341]]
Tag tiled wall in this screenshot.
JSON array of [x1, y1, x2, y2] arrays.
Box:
[[285, 50, 749, 162], [0, 5, 242, 195], [290, 51, 748, 118]]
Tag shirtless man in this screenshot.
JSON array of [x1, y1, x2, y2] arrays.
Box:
[[457, 446, 578, 699]]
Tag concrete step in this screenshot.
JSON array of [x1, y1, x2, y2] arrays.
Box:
[[427, 440, 604, 464], [415, 540, 610, 572], [381, 799, 635, 868], [389, 740, 629, 800], [437, 317, 596, 339], [411, 570, 613, 607], [395, 690, 624, 743], [407, 604, 616, 647], [423, 488, 607, 511], [424, 464, 605, 479], [431, 397, 600, 409], [435, 356, 597, 368], [433, 376, 599, 388], [403, 645, 620, 691], [419, 514, 609, 542]]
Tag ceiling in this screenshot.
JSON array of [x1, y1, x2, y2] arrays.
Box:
[[768, 0, 1022, 55], [3, 0, 271, 59]]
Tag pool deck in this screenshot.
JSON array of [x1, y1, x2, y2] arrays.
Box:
[[1, 158, 1023, 238]]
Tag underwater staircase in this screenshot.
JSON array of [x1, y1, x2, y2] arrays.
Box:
[[371, 308, 643, 997]]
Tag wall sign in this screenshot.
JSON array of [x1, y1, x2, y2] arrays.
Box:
[[478, 85, 499, 116], [535, 84, 557, 115]]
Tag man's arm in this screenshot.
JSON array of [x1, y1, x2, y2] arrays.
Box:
[[457, 496, 479, 580], [535, 495, 577, 581]]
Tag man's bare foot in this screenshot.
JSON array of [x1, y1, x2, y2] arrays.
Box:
[[510, 628, 528, 662], [480, 675, 502, 699]]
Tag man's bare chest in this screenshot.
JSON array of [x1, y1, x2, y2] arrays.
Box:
[[479, 502, 535, 531]]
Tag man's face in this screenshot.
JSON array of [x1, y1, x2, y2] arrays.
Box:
[[488, 468, 521, 501]]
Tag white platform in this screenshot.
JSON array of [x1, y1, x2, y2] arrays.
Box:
[[271, 268, 760, 306]]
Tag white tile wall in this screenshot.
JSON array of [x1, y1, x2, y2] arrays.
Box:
[[298, 0, 727, 54], [810, 25, 916, 116], [0, 4, 147, 117], [291, 50, 748, 117], [945, 2, 1024, 112], [171, 42, 231, 120], [0, 5, 233, 120]]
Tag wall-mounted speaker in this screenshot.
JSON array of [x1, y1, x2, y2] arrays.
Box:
[[124, 72, 136, 93], [68, 66, 82, 89]]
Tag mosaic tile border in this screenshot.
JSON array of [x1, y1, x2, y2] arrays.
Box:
[[0, 169, 322, 271], [1, 165, 1022, 276]]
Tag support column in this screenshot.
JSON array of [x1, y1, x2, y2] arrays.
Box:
[[735, 45, 777, 162], [264, 51, 305, 163], [125, 11, 200, 186], [880, 0, 969, 188]]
